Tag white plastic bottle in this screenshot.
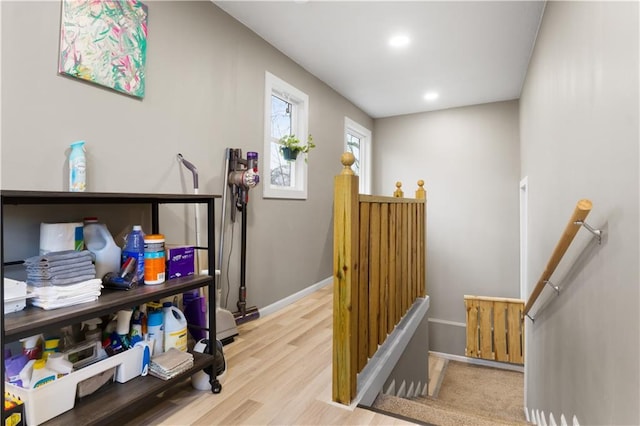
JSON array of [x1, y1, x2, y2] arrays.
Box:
[[163, 302, 188, 352], [30, 359, 57, 389], [69, 140, 86, 192], [83, 217, 122, 279], [147, 310, 164, 356]]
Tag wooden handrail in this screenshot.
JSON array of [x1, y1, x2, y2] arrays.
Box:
[[523, 199, 592, 316]]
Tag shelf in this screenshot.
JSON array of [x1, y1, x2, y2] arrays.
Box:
[[3, 275, 213, 341], [1, 189, 220, 425], [0, 190, 221, 205], [45, 351, 214, 426]]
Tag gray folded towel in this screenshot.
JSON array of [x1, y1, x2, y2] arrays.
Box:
[[27, 274, 98, 287], [25, 259, 93, 272], [27, 265, 96, 280], [24, 250, 93, 267]]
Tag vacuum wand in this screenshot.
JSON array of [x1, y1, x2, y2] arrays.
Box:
[[225, 149, 260, 323], [177, 153, 203, 273], [177, 153, 199, 191]]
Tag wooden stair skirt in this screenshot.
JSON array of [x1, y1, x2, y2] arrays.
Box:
[[464, 295, 524, 365]]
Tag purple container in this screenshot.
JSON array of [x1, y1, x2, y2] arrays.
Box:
[[5, 354, 28, 387]]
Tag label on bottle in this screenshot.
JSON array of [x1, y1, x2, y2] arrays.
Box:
[[165, 328, 187, 352], [144, 235, 165, 285], [122, 250, 145, 283], [70, 158, 86, 192]]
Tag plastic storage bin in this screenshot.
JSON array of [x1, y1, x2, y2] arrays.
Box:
[[4, 346, 143, 425]]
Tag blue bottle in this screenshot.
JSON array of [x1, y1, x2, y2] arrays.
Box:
[[122, 225, 145, 283]]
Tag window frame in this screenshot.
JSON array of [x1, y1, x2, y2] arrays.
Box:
[[263, 71, 310, 199], [344, 117, 372, 194]]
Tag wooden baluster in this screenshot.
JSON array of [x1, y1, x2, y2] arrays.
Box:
[[415, 179, 426, 200], [393, 181, 403, 198], [333, 152, 359, 404], [416, 180, 426, 296]]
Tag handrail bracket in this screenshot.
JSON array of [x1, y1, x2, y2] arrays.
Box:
[[574, 220, 602, 244], [544, 280, 560, 295]]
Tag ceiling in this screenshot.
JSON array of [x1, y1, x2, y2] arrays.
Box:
[[214, 1, 546, 118]]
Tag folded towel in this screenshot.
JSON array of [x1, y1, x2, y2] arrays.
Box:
[[27, 265, 96, 280], [26, 260, 94, 274], [28, 279, 102, 300], [30, 293, 100, 310], [27, 274, 98, 287], [149, 348, 194, 380], [28, 278, 102, 310], [24, 250, 93, 267]]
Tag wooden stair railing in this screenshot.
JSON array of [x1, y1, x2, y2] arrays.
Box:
[[333, 152, 427, 404], [524, 199, 598, 319], [464, 295, 524, 364]]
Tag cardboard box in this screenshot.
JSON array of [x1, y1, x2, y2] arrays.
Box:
[[4, 393, 25, 426], [166, 246, 195, 280]]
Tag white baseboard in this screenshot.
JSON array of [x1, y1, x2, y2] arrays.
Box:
[[428, 317, 466, 328], [258, 276, 332, 318], [429, 350, 524, 373]]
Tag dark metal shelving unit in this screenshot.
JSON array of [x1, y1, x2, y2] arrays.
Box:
[[1, 190, 221, 425]]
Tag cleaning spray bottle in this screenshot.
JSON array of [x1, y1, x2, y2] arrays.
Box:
[[116, 309, 134, 349], [82, 318, 102, 343], [69, 140, 86, 192]]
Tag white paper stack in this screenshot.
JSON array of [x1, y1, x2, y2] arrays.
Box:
[[149, 348, 194, 380]]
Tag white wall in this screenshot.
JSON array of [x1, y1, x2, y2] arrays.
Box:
[[520, 2, 639, 424], [0, 1, 372, 309], [374, 100, 521, 355]]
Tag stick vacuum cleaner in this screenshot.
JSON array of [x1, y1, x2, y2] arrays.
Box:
[[222, 148, 260, 326]]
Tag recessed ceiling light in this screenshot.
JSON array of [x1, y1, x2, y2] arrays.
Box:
[[424, 92, 439, 101], [388, 34, 410, 48]]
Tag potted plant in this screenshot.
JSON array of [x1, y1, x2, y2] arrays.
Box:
[[279, 134, 315, 161]]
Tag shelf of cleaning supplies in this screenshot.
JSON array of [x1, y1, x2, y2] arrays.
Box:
[[1, 190, 222, 426], [43, 351, 214, 426], [3, 274, 213, 342]]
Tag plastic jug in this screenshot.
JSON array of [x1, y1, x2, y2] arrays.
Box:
[[163, 302, 188, 352], [30, 359, 57, 389], [83, 218, 122, 279]]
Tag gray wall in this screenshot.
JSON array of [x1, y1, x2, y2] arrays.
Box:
[[383, 311, 429, 397], [373, 100, 521, 355], [0, 1, 372, 309], [520, 1, 639, 424]]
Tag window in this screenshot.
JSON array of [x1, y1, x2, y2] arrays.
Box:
[[345, 117, 372, 194], [264, 72, 309, 199]]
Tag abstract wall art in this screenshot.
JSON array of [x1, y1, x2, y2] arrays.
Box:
[[59, 0, 148, 98]]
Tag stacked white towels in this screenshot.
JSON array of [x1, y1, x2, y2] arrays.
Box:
[[24, 250, 102, 310], [28, 279, 103, 310]]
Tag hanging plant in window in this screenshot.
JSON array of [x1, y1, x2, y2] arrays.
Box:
[[279, 134, 315, 162]]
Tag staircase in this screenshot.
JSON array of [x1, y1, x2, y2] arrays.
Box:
[[371, 354, 531, 425], [374, 393, 530, 426]]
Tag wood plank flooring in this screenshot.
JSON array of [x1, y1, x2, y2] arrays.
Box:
[[126, 284, 416, 425]]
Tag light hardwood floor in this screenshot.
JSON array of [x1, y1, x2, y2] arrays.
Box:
[[126, 284, 416, 425]]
